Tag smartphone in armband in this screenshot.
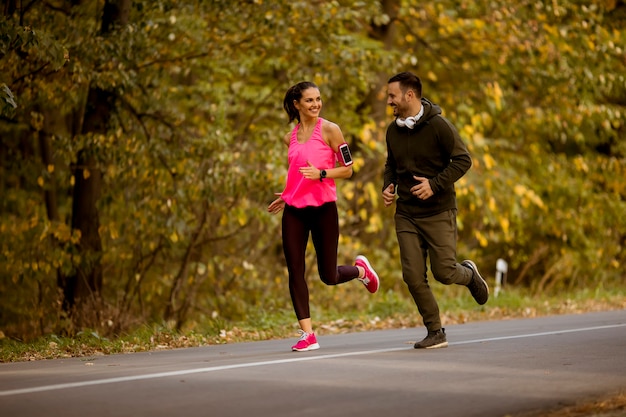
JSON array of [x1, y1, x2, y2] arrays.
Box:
[[338, 143, 353, 166]]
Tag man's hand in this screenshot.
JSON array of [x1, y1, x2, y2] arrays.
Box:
[[382, 183, 396, 207], [410, 176, 433, 200]]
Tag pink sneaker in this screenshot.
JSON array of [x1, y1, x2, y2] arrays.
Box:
[[291, 331, 320, 352], [355, 255, 379, 293]]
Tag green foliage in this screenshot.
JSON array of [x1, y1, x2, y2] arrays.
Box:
[[0, 0, 624, 342], [385, 0, 625, 290]]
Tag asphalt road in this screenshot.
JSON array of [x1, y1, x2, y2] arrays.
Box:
[[1, 310, 625, 417]]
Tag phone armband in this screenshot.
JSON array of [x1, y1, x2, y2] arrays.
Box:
[[338, 143, 353, 166]]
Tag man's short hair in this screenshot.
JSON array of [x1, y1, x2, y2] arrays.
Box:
[[388, 72, 422, 98]]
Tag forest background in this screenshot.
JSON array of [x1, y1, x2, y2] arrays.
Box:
[[1, 0, 625, 344]]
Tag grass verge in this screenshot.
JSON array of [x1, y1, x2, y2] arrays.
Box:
[[1, 284, 624, 363]]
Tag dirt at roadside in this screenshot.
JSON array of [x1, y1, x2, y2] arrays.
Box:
[[507, 391, 626, 417]]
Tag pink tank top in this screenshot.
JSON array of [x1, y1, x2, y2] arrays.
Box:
[[281, 118, 337, 208]]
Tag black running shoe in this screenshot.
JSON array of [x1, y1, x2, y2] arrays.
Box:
[[462, 259, 489, 305], [414, 328, 448, 349]]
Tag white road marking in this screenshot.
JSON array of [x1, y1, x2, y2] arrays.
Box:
[[451, 324, 626, 345], [1, 323, 624, 397]]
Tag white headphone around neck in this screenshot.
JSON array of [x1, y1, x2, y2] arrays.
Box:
[[396, 116, 417, 129]]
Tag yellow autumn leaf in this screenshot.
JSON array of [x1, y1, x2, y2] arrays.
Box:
[[237, 210, 247, 226], [366, 213, 383, 233], [475, 231, 488, 247], [365, 182, 378, 208], [483, 154, 496, 170], [358, 208, 367, 221], [344, 187, 355, 201], [493, 82, 503, 110], [573, 156, 589, 173], [500, 217, 510, 236], [461, 124, 475, 138]]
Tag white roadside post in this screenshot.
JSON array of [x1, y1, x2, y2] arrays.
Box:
[[495, 258, 508, 298]]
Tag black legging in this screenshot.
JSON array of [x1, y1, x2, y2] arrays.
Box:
[[282, 202, 359, 320]]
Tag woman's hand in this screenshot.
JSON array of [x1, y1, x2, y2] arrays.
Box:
[[298, 161, 321, 180], [268, 193, 285, 214]]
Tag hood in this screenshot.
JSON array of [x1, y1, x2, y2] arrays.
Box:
[[416, 98, 442, 125]]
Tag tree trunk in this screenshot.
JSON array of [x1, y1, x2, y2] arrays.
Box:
[[61, 0, 130, 325], [2, 0, 17, 17], [38, 131, 60, 223], [364, 0, 400, 123]]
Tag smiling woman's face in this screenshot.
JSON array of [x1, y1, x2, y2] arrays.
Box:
[[295, 87, 322, 119]]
